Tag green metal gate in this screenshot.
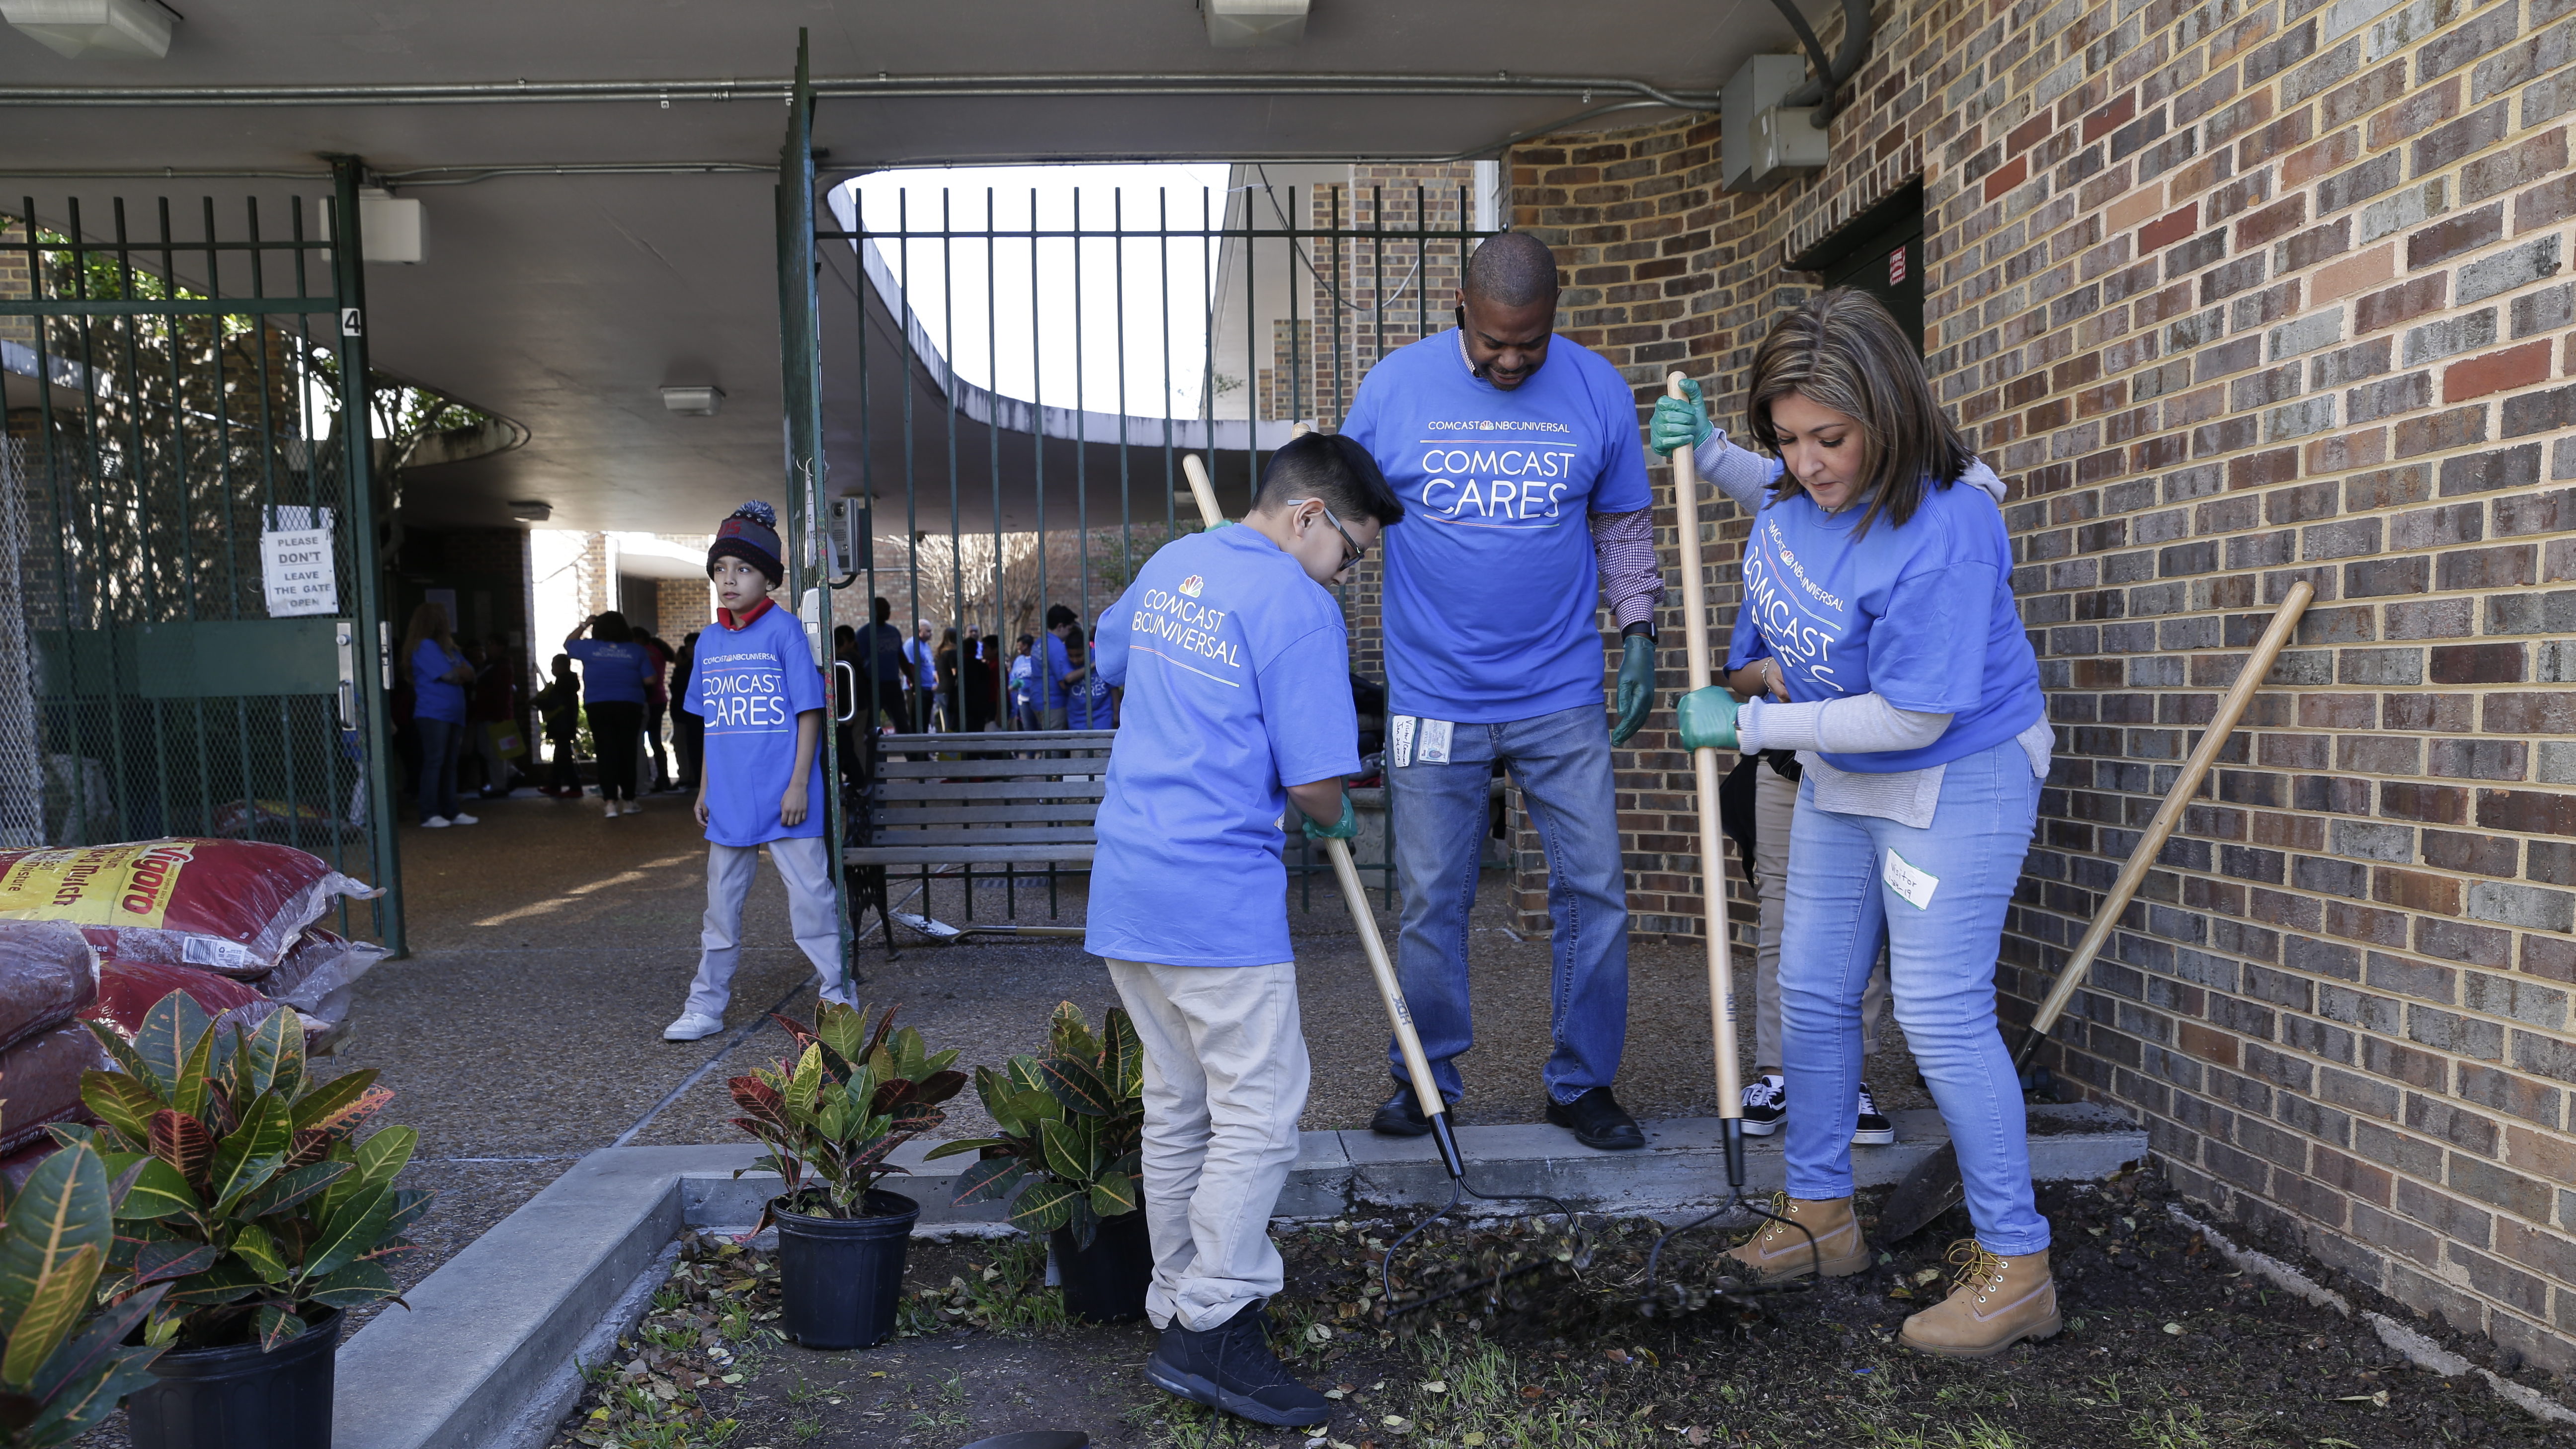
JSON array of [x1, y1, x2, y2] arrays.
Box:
[[0, 159, 403, 948], [775, 38, 1499, 936]]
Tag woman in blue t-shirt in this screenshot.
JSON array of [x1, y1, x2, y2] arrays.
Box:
[[1671, 289, 2056, 1360], [404, 601, 479, 828], [567, 611, 654, 816]]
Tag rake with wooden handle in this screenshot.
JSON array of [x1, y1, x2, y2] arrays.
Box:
[[1639, 373, 1818, 1311], [1180, 446, 1583, 1316], [1872, 577, 2316, 1242]]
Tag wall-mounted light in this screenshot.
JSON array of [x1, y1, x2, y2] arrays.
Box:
[[506, 500, 552, 522], [661, 386, 724, 417], [1203, 0, 1306, 48], [320, 188, 428, 265], [2, 0, 177, 59]]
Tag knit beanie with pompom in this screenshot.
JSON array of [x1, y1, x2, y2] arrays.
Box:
[[708, 500, 784, 585]]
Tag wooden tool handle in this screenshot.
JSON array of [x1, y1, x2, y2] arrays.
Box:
[[1326, 836, 1448, 1121], [1181, 453, 1224, 530], [1665, 371, 1744, 1122], [2022, 579, 2315, 1042]]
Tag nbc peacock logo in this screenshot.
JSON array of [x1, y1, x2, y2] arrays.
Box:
[[1178, 575, 1204, 597]]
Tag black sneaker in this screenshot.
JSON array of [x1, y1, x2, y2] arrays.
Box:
[[1740, 1074, 1786, 1137], [1369, 1082, 1450, 1137], [1143, 1301, 1332, 1428], [1543, 1086, 1645, 1150], [1852, 1081, 1896, 1145]]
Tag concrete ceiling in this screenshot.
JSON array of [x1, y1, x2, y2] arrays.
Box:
[[0, 1, 1817, 536]]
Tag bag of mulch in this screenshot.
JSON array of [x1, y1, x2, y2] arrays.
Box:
[[0, 920, 100, 1055], [0, 838, 379, 974], [256, 926, 386, 1026], [0, 1022, 111, 1156], [0, 1140, 58, 1195], [82, 959, 280, 1045]]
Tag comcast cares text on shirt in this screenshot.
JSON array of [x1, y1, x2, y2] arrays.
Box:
[[1417, 419, 1580, 524], [698, 649, 798, 727]]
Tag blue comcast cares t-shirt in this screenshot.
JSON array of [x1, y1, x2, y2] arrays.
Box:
[[1084, 527, 1359, 968], [568, 639, 652, 706], [687, 603, 828, 847], [1340, 329, 1653, 722], [1725, 472, 2043, 774]]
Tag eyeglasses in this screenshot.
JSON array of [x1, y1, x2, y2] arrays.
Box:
[[1283, 499, 1368, 569]]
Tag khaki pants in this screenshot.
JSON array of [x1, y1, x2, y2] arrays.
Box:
[[680, 837, 854, 1019], [1755, 763, 1888, 1073], [1106, 958, 1308, 1333]]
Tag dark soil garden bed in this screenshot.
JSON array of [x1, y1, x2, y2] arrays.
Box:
[[549, 1164, 2575, 1449]]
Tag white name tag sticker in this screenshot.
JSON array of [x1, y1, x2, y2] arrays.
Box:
[[1883, 848, 1939, 910], [1390, 716, 1417, 768], [1418, 719, 1453, 765]]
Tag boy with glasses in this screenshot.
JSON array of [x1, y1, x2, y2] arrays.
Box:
[[1087, 432, 1404, 1429]]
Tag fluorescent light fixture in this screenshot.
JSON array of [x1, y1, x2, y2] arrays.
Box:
[[506, 500, 552, 522], [2, 0, 176, 59], [1204, 0, 1307, 48], [660, 386, 724, 417]]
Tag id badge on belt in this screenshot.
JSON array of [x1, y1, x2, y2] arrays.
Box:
[[1389, 716, 1452, 768]]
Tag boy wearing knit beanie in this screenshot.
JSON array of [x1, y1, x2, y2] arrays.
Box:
[[663, 502, 854, 1041]]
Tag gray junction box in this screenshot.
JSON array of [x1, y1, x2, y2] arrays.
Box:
[[1723, 54, 1830, 192]]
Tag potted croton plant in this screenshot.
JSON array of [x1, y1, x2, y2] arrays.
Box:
[[926, 1001, 1149, 1322], [0, 1136, 172, 1448], [72, 989, 428, 1449], [726, 1002, 964, 1350]]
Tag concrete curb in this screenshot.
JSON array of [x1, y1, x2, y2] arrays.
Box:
[[336, 1107, 2146, 1449], [2168, 1207, 2576, 1427], [675, 1102, 2147, 1227]]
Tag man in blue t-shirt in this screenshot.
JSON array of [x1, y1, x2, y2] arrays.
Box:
[[1037, 604, 1094, 730], [1087, 434, 1400, 1430], [1337, 231, 1665, 1151], [662, 501, 851, 1044]]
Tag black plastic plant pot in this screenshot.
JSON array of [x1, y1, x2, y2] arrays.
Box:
[[776, 1189, 920, 1349], [126, 1305, 341, 1449], [1052, 1208, 1151, 1323]]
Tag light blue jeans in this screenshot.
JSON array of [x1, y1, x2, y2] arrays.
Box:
[[1389, 703, 1628, 1106], [1780, 737, 2050, 1255]]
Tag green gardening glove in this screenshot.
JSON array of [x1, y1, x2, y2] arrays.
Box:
[[1675, 686, 1740, 751], [1610, 633, 1657, 746], [1301, 792, 1357, 842], [1648, 377, 1715, 456]]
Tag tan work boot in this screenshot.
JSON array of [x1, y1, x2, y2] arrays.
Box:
[[1899, 1239, 2061, 1358], [1720, 1194, 1872, 1281]]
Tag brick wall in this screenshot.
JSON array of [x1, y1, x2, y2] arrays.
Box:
[[1505, 0, 2576, 1374]]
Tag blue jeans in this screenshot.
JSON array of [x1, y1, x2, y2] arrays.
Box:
[[1388, 703, 1628, 1106], [1780, 737, 2049, 1255], [415, 716, 464, 822]]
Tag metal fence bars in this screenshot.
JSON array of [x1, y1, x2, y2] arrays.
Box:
[[0, 179, 400, 944], [810, 171, 1498, 923]]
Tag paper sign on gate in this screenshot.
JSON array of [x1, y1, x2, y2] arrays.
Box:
[[260, 528, 339, 617]]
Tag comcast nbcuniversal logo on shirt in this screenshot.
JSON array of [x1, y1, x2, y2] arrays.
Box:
[[1426, 419, 1574, 432]]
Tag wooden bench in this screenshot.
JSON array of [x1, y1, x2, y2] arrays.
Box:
[[844, 730, 1113, 952]]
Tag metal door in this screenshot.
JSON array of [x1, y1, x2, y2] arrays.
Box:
[[779, 75, 1497, 932], [0, 160, 403, 948]]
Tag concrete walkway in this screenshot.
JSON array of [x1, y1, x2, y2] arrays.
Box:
[[343, 787, 1943, 1319]]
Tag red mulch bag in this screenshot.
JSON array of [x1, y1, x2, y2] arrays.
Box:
[[82, 959, 277, 1044], [0, 838, 378, 974], [0, 920, 100, 1054], [257, 926, 385, 1024], [0, 1023, 109, 1156], [0, 1140, 57, 1195]]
